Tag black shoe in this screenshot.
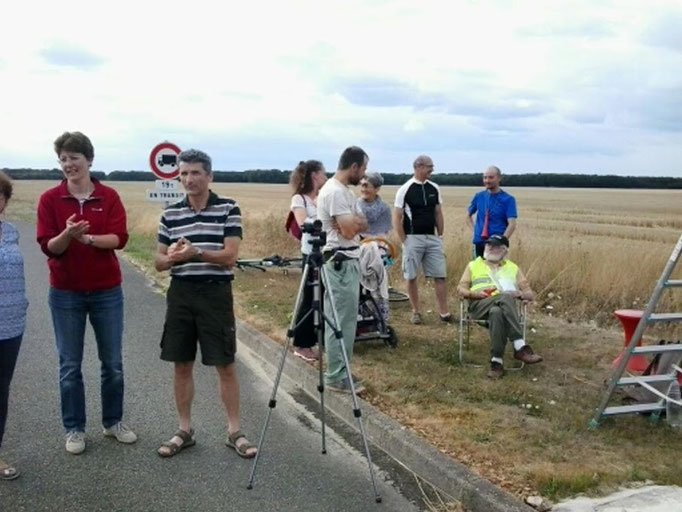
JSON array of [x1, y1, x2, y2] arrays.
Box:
[[440, 313, 455, 324], [487, 362, 505, 379]]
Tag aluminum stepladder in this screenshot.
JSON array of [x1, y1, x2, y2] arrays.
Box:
[[589, 233, 682, 428]]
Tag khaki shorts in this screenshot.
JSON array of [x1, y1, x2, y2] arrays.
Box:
[[160, 279, 236, 366], [402, 234, 447, 280]]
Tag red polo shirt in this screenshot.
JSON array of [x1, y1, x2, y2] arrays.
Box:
[[37, 179, 129, 291]]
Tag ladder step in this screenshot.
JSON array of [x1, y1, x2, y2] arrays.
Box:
[[648, 313, 682, 322], [633, 344, 682, 354], [664, 280, 682, 288], [617, 374, 678, 386], [603, 403, 665, 416]]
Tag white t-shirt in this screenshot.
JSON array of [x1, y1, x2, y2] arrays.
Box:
[[290, 194, 317, 255], [317, 177, 362, 259]]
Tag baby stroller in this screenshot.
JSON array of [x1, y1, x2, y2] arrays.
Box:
[[355, 237, 399, 348]]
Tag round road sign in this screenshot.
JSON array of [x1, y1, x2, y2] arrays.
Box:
[[149, 142, 181, 180]]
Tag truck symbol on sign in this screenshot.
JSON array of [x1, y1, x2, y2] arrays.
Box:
[[157, 154, 177, 167]]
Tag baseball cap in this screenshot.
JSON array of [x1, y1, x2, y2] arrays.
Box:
[[485, 234, 509, 247]]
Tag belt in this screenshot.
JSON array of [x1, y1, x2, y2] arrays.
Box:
[[323, 246, 359, 263]]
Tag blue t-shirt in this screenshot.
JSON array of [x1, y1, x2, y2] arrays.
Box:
[[467, 190, 517, 243]]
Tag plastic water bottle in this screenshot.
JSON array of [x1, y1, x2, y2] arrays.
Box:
[[666, 381, 682, 427]]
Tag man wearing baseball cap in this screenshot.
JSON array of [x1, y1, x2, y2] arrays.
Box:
[[456, 235, 543, 379]]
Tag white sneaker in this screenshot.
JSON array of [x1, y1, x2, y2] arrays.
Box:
[[65, 431, 86, 455], [103, 422, 138, 444]]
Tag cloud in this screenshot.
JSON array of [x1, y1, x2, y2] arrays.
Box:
[[445, 98, 551, 120], [0, 0, 680, 176], [633, 87, 682, 131], [642, 9, 682, 53], [40, 41, 106, 70], [518, 18, 614, 40], [335, 79, 422, 108], [334, 76, 552, 120]]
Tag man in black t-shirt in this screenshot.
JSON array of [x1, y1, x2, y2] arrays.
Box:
[[392, 155, 453, 325]]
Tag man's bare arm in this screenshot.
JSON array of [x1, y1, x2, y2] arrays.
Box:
[[392, 207, 406, 242], [503, 218, 517, 239], [155, 243, 172, 271], [335, 214, 367, 240], [514, 268, 534, 301], [435, 204, 444, 237], [202, 237, 240, 268], [465, 212, 474, 231]]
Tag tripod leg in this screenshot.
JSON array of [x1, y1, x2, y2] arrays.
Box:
[[321, 264, 383, 503], [312, 266, 327, 454], [247, 263, 312, 490]]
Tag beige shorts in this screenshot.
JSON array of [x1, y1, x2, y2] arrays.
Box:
[[401, 235, 447, 280]]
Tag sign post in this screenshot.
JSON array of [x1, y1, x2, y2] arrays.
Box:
[[147, 142, 185, 205]]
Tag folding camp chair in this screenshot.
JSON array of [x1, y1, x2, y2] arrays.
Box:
[[457, 298, 528, 370]]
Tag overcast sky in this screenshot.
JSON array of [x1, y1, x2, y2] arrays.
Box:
[[1, 0, 680, 176]]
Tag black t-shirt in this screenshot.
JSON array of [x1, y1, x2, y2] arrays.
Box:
[[394, 178, 442, 235]]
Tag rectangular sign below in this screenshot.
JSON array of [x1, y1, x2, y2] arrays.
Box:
[[146, 190, 186, 202], [155, 180, 180, 189]]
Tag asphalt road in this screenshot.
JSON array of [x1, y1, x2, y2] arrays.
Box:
[[1, 221, 421, 512]]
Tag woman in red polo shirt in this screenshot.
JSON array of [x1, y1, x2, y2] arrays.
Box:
[[37, 131, 136, 455]]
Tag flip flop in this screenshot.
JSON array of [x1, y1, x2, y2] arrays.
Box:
[[158, 429, 195, 458], [226, 430, 257, 459]]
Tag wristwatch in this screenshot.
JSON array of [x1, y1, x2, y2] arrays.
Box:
[[194, 248, 203, 261], [87, 235, 95, 245]]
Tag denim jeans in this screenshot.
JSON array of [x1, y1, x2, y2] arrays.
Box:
[[0, 334, 22, 448], [48, 286, 124, 432]]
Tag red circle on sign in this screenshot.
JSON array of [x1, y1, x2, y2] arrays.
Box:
[[149, 142, 181, 180]]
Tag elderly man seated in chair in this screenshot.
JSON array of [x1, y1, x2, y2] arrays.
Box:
[[457, 235, 543, 379]]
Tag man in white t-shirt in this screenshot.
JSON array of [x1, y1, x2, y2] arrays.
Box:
[[316, 146, 368, 393]]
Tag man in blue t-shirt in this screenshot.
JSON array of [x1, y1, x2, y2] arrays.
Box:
[[466, 166, 517, 258]]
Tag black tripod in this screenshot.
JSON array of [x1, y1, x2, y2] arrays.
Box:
[[247, 221, 382, 503]]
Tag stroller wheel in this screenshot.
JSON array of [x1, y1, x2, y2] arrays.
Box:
[[384, 326, 399, 349]]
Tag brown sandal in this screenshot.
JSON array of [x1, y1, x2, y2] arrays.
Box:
[[158, 429, 195, 458], [226, 430, 257, 459]]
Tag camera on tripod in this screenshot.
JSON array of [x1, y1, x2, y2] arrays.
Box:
[[301, 219, 326, 247]]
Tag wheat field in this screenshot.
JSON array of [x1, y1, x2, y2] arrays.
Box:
[[11, 180, 680, 324]]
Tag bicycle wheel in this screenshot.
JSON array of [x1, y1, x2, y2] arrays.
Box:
[[388, 287, 409, 302]]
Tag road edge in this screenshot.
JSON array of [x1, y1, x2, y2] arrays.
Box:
[[236, 319, 534, 512]]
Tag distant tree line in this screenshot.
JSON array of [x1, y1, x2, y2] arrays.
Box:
[[3, 167, 681, 189], [4, 168, 108, 181]]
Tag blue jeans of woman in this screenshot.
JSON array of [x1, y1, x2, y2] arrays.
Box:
[[0, 335, 22, 448], [49, 286, 124, 433]]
